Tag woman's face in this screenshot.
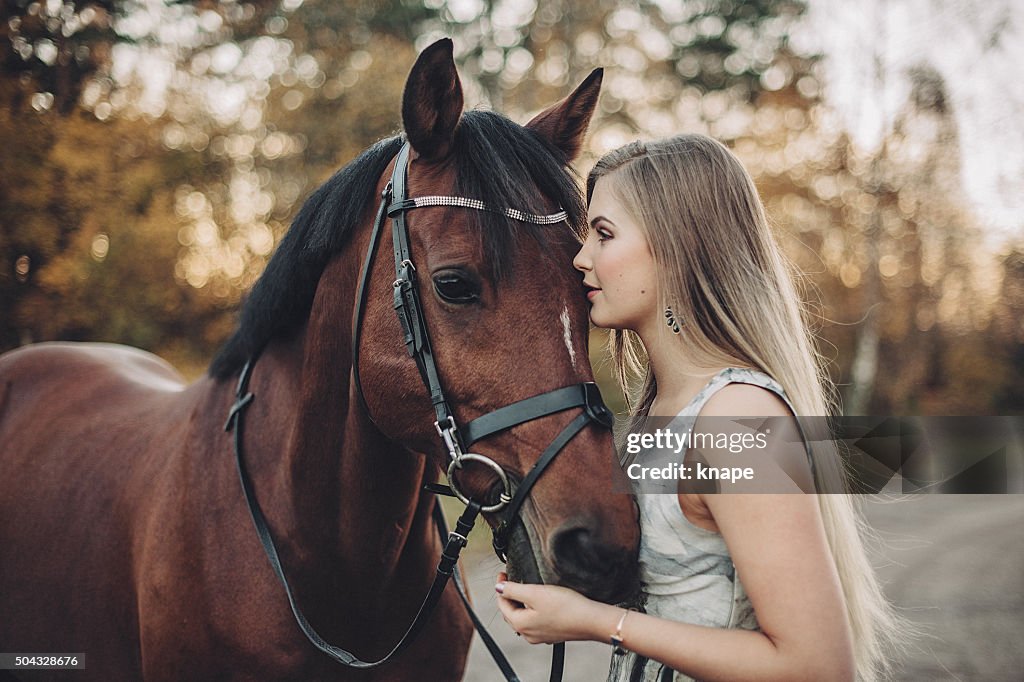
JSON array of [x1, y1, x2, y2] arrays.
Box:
[[573, 176, 659, 332]]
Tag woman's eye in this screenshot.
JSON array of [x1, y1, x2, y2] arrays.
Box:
[[596, 227, 612, 242], [433, 272, 480, 304]]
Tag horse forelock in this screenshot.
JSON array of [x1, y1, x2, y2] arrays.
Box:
[[210, 110, 583, 380], [448, 111, 586, 279]]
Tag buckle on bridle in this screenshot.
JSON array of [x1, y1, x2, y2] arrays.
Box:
[[393, 260, 416, 290], [447, 529, 469, 547], [434, 420, 512, 513], [434, 418, 464, 462]]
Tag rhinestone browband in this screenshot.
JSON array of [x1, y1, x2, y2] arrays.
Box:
[[394, 195, 568, 225]]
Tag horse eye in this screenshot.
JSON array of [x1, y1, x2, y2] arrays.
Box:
[[432, 271, 480, 304]]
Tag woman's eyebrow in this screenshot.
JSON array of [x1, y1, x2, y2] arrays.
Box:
[[589, 215, 616, 228]]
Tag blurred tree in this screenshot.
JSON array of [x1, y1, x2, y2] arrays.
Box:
[[1, 0, 439, 372], [989, 248, 1024, 412], [8, 108, 229, 370], [435, 0, 812, 143], [166, 0, 434, 306], [1, 0, 276, 357], [1, 1, 117, 113], [749, 60, 1003, 414], [2, 0, 116, 349]]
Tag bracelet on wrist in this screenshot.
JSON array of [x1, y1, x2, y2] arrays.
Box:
[[610, 607, 636, 655]]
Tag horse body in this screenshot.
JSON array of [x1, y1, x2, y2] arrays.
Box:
[[0, 40, 639, 680], [0, 343, 196, 677], [0, 340, 468, 681]]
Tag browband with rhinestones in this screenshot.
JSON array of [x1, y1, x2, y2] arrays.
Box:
[[388, 195, 568, 225]]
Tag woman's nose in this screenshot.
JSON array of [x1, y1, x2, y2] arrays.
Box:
[[572, 242, 590, 273]]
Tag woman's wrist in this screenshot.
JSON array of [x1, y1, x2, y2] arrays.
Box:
[[589, 602, 628, 645]]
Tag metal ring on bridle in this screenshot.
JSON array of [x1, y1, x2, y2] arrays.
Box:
[[446, 454, 512, 513]]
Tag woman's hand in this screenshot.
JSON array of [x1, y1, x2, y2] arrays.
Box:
[[494, 571, 619, 645]]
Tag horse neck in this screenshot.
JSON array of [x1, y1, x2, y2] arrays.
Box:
[[244, 256, 439, 589]]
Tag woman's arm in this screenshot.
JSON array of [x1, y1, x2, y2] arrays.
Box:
[[496, 384, 855, 681], [497, 493, 853, 681]]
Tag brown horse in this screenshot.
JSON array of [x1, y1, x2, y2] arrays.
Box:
[[0, 39, 639, 680]]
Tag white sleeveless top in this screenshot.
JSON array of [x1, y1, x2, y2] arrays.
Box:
[[607, 367, 802, 682]]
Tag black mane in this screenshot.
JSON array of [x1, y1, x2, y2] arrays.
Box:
[[209, 111, 584, 379]]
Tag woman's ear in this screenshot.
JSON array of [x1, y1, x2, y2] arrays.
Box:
[[525, 68, 603, 163], [401, 38, 464, 160]]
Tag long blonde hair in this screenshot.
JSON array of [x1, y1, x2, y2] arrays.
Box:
[[589, 135, 904, 680]]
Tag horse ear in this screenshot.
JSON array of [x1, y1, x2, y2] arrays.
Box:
[[525, 68, 603, 162], [402, 38, 464, 160]]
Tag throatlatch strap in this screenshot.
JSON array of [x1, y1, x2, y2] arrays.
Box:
[[351, 178, 392, 415]]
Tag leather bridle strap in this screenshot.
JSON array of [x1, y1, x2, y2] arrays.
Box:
[[353, 141, 608, 682], [432, 501, 521, 682], [350, 176, 392, 416], [388, 196, 568, 224], [492, 410, 592, 561], [388, 143, 457, 432], [455, 382, 613, 561], [463, 382, 612, 447], [226, 361, 518, 674]]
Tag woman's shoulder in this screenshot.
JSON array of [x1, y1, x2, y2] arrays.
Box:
[[692, 377, 814, 493], [698, 381, 793, 419]]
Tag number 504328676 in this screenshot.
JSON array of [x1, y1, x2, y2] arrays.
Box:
[[0, 654, 85, 669]]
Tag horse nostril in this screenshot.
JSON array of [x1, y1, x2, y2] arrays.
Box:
[[550, 524, 638, 603], [552, 526, 609, 579]]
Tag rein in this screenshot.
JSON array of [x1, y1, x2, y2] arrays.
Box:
[[225, 142, 614, 681]]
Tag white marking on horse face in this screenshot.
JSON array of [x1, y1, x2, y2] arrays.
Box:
[[560, 304, 577, 370]]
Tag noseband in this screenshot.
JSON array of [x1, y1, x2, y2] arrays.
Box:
[[226, 141, 612, 680]]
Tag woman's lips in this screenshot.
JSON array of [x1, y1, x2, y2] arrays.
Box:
[[586, 288, 600, 300]]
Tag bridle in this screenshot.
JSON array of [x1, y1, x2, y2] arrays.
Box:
[[355, 142, 612, 549], [225, 141, 614, 681]]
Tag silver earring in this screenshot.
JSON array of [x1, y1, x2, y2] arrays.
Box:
[[665, 306, 681, 334]]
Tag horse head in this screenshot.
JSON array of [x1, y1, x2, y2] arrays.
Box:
[[360, 40, 638, 603], [212, 39, 639, 606]]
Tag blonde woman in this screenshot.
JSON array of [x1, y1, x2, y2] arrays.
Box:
[[495, 135, 903, 681]]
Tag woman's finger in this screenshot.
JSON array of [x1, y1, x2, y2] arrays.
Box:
[[495, 593, 524, 623], [495, 579, 533, 606]]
